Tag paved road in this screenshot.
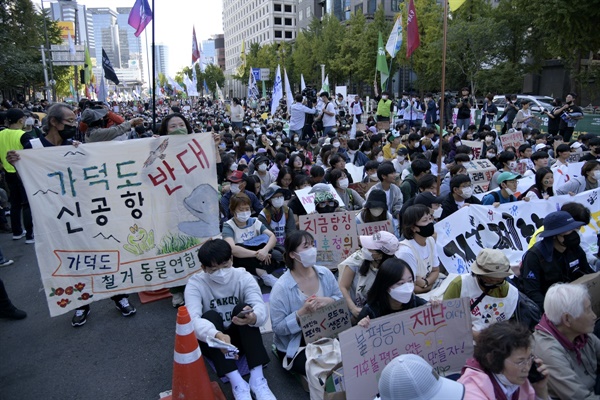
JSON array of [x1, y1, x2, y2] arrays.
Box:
[[0, 233, 309, 400]]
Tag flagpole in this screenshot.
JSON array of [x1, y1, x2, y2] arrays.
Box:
[[436, 0, 449, 196], [151, 0, 156, 133], [144, 28, 151, 103]]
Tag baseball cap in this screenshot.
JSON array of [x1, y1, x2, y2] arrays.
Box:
[[81, 108, 108, 124], [227, 170, 245, 183], [496, 171, 521, 185], [539, 210, 585, 238], [364, 190, 387, 210], [470, 249, 512, 278], [263, 184, 286, 202], [6, 108, 25, 124], [378, 354, 465, 400], [414, 192, 444, 209], [359, 231, 399, 256]]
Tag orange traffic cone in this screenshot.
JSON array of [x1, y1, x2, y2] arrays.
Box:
[[168, 305, 218, 400]]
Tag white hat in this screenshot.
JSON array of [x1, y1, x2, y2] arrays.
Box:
[[359, 231, 399, 255], [533, 143, 548, 152], [378, 354, 465, 400]]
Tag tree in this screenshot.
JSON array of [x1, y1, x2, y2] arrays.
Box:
[[204, 64, 225, 94]]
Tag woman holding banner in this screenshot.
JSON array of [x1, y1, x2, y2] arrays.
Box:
[[269, 231, 343, 376], [555, 160, 600, 196], [519, 167, 554, 200]]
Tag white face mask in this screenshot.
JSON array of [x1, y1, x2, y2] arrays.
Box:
[[397, 155, 405, 162], [376, 156, 384, 163], [236, 210, 251, 222], [294, 137, 299, 142], [369, 173, 378, 180], [230, 163, 238, 171], [593, 170, 600, 181], [486, 152, 496, 159], [230, 183, 241, 194], [271, 197, 284, 208], [504, 187, 515, 196], [338, 178, 349, 189], [333, 142, 341, 148], [370, 207, 384, 217], [485, 136, 493, 143], [361, 247, 374, 261], [388, 282, 414, 303], [460, 187, 473, 199], [296, 247, 317, 268], [208, 267, 233, 285], [258, 163, 268, 172], [382, 96, 388, 100], [432, 207, 443, 219]]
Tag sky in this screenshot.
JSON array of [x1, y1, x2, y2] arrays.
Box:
[[71, 0, 223, 76]]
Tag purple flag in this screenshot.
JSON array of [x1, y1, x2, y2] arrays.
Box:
[[128, 0, 153, 38]]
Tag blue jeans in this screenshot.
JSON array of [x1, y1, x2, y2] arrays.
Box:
[[323, 126, 335, 137], [456, 118, 470, 132]]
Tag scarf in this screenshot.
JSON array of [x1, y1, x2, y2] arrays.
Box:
[[536, 313, 588, 365], [463, 358, 519, 400]]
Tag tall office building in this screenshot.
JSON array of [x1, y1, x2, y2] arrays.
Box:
[[154, 44, 169, 77], [48, 0, 95, 52], [214, 34, 226, 71], [88, 8, 121, 70], [116, 7, 145, 84], [223, 0, 298, 97], [297, 0, 324, 31], [201, 39, 216, 69]]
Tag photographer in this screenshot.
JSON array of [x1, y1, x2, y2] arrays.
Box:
[[556, 92, 583, 143], [82, 106, 144, 143], [456, 87, 474, 133], [289, 94, 318, 140]]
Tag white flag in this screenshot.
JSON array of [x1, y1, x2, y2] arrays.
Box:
[[320, 74, 329, 94], [183, 74, 198, 97], [67, 32, 75, 55], [167, 76, 184, 92], [216, 82, 224, 101], [270, 65, 283, 117], [301, 74, 306, 91], [284, 68, 293, 115], [386, 14, 403, 58], [247, 67, 259, 100]]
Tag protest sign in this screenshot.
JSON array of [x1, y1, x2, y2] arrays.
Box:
[[435, 189, 600, 274], [462, 140, 483, 160], [500, 131, 525, 151], [463, 159, 496, 195], [356, 220, 392, 236], [16, 135, 219, 316], [300, 211, 359, 269], [299, 298, 351, 343], [339, 298, 474, 400], [295, 184, 345, 214], [571, 272, 600, 316], [345, 163, 364, 184]]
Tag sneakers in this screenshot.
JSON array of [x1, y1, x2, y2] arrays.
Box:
[[0, 259, 14, 267], [261, 273, 278, 287], [25, 238, 35, 244], [71, 308, 90, 327], [232, 382, 252, 400], [0, 305, 27, 320], [171, 292, 185, 308], [250, 378, 277, 400], [12, 231, 25, 240], [115, 297, 136, 316]]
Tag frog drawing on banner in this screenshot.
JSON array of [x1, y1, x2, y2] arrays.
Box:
[[123, 224, 155, 255]]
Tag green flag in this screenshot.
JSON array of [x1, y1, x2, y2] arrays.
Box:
[[376, 32, 389, 91], [84, 46, 93, 85]]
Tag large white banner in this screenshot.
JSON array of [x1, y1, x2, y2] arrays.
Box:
[[16, 135, 219, 316], [436, 189, 600, 274]]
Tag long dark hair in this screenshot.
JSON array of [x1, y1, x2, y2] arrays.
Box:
[[365, 258, 414, 316], [283, 230, 315, 270], [534, 167, 554, 196]]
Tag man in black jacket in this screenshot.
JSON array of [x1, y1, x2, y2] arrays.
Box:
[[439, 174, 482, 220]]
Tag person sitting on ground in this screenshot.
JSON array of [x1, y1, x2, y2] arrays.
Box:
[[440, 174, 482, 220], [357, 258, 427, 327], [458, 321, 550, 400], [222, 193, 280, 287], [220, 171, 263, 222], [520, 210, 594, 311], [555, 160, 600, 195], [365, 162, 403, 219], [258, 185, 296, 248], [270, 231, 343, 376], [185, 239, 276, 400], [482, 171, 523, 206], [519, 167, 554, 200], [339, 231, 399, 320], [533, 283, 599, 400], [489, 151, 518, 190], [329, 168, 364, 211]]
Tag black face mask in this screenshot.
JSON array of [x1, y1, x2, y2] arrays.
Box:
[[595, 147, 600, 154], [317, 206, 337, 214], [58, 124, 77, 140], [417, 222, 435, 238], [476, 276, 504, 290], [561, 231, 581, 247]]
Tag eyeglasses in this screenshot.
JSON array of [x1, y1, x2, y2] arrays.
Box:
[[317, 201, 335, 208], [506, 354, 535, 368]]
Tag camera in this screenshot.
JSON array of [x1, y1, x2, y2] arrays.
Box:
[[302, 86, 318, 107]]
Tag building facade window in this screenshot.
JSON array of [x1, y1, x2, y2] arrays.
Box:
[[284, 4, 292, 12], [284, 17, 292, 25], [274, 17, 282, 24], [367, 0, 376, 13], [275, 30, 282, 38], [274, 3, 281, 11], [285, 31, 292, 39]]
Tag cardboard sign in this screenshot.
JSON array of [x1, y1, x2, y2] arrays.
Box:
[[300, 298, 352, 343], [500, 131, 525, 151], [356, 220, 392, 236], [295, 184, 346, 213], [464, 159, 497, 191], [339, 298, 474, 400], [300, 211, 359, 269], [462, 140, 483, 160], [571, 272, 600, 316], [345, 164, 365, 184]]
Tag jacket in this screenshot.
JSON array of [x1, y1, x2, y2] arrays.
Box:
[[458, 363, 536, 400], [399, 174, 418, 203], [85, 120, 133, 143], [533, 327, 600, 399], [556, 175, 595, 196], [439, 193, 482, 221]]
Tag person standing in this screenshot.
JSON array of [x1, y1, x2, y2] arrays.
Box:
[[318, 92, 336, 137], [479, 94, 497, 132], [228, 98, 245, 129], [372, 82, 393, 124], [289, 94, 318, 139], [556, 92, 584, 143], [456, 87, 474, 133], [350, 95, 363, 124]]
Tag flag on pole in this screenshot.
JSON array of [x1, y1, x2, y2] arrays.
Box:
[[69, 80, 76, 98], [237, 39, 246, 76], [320, 75, 329, 94], [215, 82, 224, 101], [183, 74, 198, 97], [84, 46, 93, 84], [376, 32, 389, 91], [247, 67, 259, 100], [102, 48, 120, 85], [192, 65, 198, 85], [270, 65, 283, 117], [192, 26, 201, 65], [167, 76, 184, 92], [300, 74, 306, 91], [406, 0, 420, 58], [385, 14, 403, 58], [449, 0, 466, 11], [128, 0, 153, 38], [284, 68, 293, 114], [67, 32, 76, 55], [98, 75, 107, 102], [203, 79, 209, 95]]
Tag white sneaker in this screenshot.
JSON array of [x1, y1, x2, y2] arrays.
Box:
[[12, 231, 25, 240], [171, 292, 185, 308], [232, 382, 252, 400], [250, 377, 277, 400], [261, 274, 278, 287]]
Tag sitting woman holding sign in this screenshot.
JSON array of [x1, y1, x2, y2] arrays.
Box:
[[356, 258, 427, 328], [270, 230, 343, 376]]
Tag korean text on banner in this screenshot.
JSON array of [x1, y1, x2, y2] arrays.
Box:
[[339, 298, 474, 400], [356, 220, 392, 236], [300, 298, 352, 344], [299, 211, 359, 269], [15, 135, 219, 316], [500, 130, 525, 151], [294, 184, 345, 214], [462, 158, 497, 195]]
